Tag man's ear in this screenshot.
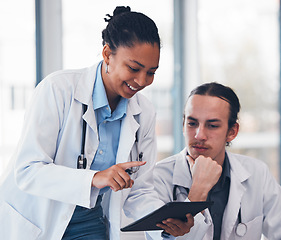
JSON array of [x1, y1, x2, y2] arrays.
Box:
[[102, 44, 111, 64], [226, 122, 239, 143]]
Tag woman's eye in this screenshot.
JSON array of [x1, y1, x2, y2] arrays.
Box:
[[128, 66, 139, 72], [147, 71, 156, 76]]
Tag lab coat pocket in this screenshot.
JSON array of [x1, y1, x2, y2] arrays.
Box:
[[234, 215, 263, 240], [0, 201, 41, 240]]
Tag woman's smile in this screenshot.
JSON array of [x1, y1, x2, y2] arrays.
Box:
[[125, 82, 138, 91]]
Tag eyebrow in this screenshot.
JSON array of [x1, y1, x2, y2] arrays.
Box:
[[187, 116, 197, 121], [187, 116, 222, 123], [130, 60, 159, 70]]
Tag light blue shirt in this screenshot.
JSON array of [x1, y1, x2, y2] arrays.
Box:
[[91, 61, 128, 194]]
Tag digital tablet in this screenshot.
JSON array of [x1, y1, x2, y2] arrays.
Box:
[[121, 201, 213, 232]]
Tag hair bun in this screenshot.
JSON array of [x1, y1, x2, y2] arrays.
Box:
[[104, 6, 131, 22], [113, 6, 131, 16]]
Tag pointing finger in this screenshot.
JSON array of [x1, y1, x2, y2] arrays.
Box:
[[118, 161, 146, 171]]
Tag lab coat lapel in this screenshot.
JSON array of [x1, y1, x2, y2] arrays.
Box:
[[108, 96, 141, 240], [74, 63, 100, 168], [82, 106, 99, 168], [74, 63, 99, 134], [173, 149, 192, 189], [221, 153, 250, 240], [116, 96, 141, 164]]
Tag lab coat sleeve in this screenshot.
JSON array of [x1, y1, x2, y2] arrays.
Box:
[[124, 112, 164, 213], [13, 78, 95, 208], [183, 197, 212, 239], [183, 207, 212, 240], [261, 164, 281, 239], [145, 211, 211, 240], [153, 162, 174, 203], [153, 160, 212, 240], [121, 101, 167, 240]]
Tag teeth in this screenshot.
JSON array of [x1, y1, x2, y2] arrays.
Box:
[[126, 83, 137, 91]]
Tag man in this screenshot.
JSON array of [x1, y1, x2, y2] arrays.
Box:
[[154, 82, 281, 239]]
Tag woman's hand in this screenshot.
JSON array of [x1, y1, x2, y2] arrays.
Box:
[[156, 213, 194, 237], [91, 161, 146, 192]]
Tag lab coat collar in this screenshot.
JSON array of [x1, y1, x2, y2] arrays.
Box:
[[227, 152, 251, 182], [73, 62, 142, 166], [171, 150, 251, 193], [74, 63, 100, 106], [172, 148, 192, 190], [73, 63, 100, 134], [73, 62, 141, 132]]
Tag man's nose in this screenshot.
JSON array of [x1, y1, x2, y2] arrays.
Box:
[[195, 125, 207, 140]]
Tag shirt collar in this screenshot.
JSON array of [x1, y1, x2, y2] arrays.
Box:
[[212, 153, 231, 191], [92, 61, 128, 120], [224, 153, 231, 179], [111, 97, 127, 121], [92, 61, 109, 110]]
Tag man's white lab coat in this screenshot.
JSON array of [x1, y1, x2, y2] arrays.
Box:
[[154, 148, 281, 240]]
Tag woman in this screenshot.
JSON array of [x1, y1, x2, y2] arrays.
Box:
[[0, 6, 193, 240]]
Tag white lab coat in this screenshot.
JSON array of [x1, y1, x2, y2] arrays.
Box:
[[153, 148, 281, 240], [0, 63, 164, 240]]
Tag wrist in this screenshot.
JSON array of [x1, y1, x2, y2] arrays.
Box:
[[188, 184, 210, 202]]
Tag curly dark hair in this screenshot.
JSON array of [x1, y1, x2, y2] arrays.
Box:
[[102, 6, 161, 52]]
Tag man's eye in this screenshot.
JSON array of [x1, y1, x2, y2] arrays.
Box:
[[188, 122, 197, 127], [209, 124, 219, 129]]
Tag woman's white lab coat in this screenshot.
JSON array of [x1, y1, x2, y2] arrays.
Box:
[[153, 148, 281, 240], [0, 63, 164, 240]]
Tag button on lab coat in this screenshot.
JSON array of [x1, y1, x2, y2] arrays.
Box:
[[0, 63, 164, 240], [153, 148, 281, 240]]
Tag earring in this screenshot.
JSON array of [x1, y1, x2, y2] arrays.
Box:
[[105, 63, 109, 74]]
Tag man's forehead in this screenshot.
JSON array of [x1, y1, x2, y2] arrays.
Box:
[[185, 95, 230, 118]]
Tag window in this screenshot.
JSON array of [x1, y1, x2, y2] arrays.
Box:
[[198, 0, 280, 181], [0, 0, 36, 175]]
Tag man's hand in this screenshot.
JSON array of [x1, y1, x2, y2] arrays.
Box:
[[187, 155, 222, 201], [91, 161, 146, 192], [156, 213, 194, 237]]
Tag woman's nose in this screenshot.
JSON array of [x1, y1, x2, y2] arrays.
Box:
[[134, 73, 147, 87]]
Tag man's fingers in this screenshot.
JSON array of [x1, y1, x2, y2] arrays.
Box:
[[157, 222, 182, 236], [157, 215, 194, 237], [185, 213, 194, 227]]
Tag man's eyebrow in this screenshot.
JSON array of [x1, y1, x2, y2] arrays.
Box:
[[207, 119, 222, 123], [187, 116, 197, 121], [187, 116, 222, 123], [130, 60, 159, 70]]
